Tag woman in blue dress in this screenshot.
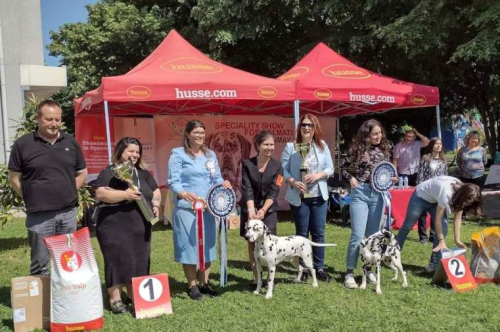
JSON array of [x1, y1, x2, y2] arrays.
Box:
[[168, 120, 231, 300]]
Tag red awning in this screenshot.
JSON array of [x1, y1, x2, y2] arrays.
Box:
[[74, 30, 296, 116], [277, 43, 440, 117]]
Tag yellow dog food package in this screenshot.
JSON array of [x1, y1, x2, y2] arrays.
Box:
[[470, 226, 500, 283], [44, 227, 103, 331]]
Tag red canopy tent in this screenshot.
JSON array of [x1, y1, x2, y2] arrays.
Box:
[[277, 42, 440, 119], [276, 42, 441, 180], [74, 30, 297, 160]]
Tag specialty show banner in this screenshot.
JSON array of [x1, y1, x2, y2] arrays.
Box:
[[154, 115, 336, 209], [75, 116, 115, 181], [76, 114, 336, 209]]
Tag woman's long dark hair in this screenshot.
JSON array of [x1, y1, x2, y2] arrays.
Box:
[[348, 119, 390, 162], [422, 137, 446, 163], [183, 119, 209, 158], [451, 183, 482, 216], [112, 137, 147, 170], [296, 114, 325, 151]]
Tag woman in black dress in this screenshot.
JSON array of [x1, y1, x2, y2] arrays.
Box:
[[240, 130, 284, 289], [95, 137, 160, 314]]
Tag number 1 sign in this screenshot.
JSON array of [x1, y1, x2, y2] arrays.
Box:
[[132, 274, 173, 319]]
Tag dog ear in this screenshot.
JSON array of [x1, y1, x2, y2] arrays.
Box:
[[263, 223, 271, 236], [237, 133, 252, 159]]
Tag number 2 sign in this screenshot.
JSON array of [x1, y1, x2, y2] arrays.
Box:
[[132, 274, 173, 319], [433, 255, 477, 293]]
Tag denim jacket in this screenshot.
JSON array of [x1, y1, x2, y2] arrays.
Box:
[[280, 141, 334, 206]]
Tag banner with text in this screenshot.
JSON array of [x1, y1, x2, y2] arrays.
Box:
[[75, 116, 115, 181], [154, 115, 336, 209]]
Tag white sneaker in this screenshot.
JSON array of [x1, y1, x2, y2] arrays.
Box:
[[344, 273, 358, 289], [367, 272, 377, 284]]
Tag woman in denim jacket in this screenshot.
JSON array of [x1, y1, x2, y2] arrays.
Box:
[[281, 114, 334, 282]]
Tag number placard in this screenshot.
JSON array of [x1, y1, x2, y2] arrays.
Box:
[[434, 255, 477, 293], [132, 274, 172, 319]]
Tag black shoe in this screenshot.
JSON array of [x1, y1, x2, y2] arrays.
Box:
[[121, 292, 133, 306], [247, 281, 267, 291], [110, 300, 127, 314], [300, 270, 309, 282], [188, 285, 203, 301], [199, 283, 219, 297], [317, 269, 331, 282]]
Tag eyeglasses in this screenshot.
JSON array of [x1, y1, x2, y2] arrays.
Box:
[[300, 123, 314, 129], [191, 132, 206, 137]]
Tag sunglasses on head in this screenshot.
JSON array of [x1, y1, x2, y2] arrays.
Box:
[[300, 123, 314, 129]]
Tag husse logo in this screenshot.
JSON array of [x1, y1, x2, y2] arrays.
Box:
[[258, 86, 278, 99], [126, 86, 152, 99], [60, 251, 82, 272], [277, 67, 310, 80], [161, 57, 223, 74], [322, 64, 371, 79], [411, 94, 426, 105], [314, 88, 333, 100]]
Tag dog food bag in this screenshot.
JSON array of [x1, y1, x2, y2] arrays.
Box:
[[44, 227, 103, 331], [470, 226, 500, 283]]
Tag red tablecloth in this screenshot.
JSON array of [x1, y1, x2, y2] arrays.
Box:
[[390, 188, 431, 230]]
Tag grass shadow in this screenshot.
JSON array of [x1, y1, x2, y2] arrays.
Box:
[[0, 237, 28, 251]]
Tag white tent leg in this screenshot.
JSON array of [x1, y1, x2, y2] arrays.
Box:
[[337, 117, 341, 181], [104, 101, 112, 164], [294, 100, 300, 135], [436, 105, 442, 139]]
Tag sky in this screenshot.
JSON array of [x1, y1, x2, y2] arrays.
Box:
[[41, 0, 98, 66]]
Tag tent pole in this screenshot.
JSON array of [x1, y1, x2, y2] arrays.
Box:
[[435, 105, 442, 139], [337, 117, 341, 181], [294, 100, 300, 135], [104, 101, 112, 164]]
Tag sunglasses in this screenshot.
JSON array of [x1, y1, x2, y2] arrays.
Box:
[[300, 123, 314, 129]]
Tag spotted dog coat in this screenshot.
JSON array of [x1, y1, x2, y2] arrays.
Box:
[[359, 229, 408, 294], [245, 219, 336, 299]]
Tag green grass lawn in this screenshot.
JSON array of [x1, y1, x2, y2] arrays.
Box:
[[1, 216, 500, 332]]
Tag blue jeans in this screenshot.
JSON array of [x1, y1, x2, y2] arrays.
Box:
[[290, 196, 327, 270], [396, 191, 448, 264], [346, 183, 384, 270]]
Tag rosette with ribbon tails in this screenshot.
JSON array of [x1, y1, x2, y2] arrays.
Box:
[[192, 197, 208, 272], [206, 184, 236, 287], [371, 161, 397, 230]]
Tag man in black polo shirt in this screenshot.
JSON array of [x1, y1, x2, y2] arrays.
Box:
[[8, 100, 87, 275]]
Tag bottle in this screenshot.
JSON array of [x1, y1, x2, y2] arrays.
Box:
[[404, 176, 409, 189], [398, 176, 403, 189]]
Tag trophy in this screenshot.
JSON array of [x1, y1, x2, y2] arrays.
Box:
[[294, 142, 313, 198], [111, 161, 159, 225]]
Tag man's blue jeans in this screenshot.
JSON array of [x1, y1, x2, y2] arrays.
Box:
[[396, 191, 448, 266], [290, 196, 327, 270], [346, 183, 384, 270]]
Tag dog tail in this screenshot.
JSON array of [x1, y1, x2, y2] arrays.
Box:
[[308, 240, 337, 247]]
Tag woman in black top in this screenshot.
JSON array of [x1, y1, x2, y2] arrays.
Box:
[[240, 130, 284, 289], [95, 137, 160, 314]]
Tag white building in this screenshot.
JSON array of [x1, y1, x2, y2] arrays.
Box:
[[0, 0, 67, 164]]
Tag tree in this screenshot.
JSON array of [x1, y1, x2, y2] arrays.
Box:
[[47, 2, 179, 131], [48, 0, 499, 158], [375, 0, 500, 157]]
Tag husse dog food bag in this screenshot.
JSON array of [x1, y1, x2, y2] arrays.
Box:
[[44, 227, 103, 331]]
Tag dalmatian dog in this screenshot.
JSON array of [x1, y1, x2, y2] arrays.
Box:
[[359, 229, 408, 294], [245, 219, 336, 299]]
